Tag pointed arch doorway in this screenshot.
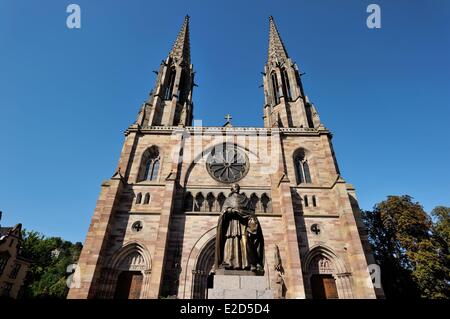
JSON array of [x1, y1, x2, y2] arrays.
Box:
[[303, 246, 354, 299], [98, 243, 152, 299], [192, 238, 215, 299], [111, 249, 149, 299]]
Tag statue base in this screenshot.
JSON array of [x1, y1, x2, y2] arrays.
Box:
[[207, 274, 274, 299], [214, 269, 262, 276]]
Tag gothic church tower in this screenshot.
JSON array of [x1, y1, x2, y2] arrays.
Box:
[[137, 15, 194, 127], [263, 16, 320, 129]]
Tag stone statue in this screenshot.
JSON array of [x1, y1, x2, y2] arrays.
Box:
[[273, 244, 286, 298], [214, 183, 264, 274], [274, 244, 284, 275]]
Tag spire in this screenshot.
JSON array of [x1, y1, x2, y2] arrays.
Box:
[[268, 16, 289, 64], [140, 15, 195, 127], [169, 15, 191, 66], [263, 16, 319, 129]]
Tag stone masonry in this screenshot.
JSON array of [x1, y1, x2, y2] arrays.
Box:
[[67, 16, 383, 299]]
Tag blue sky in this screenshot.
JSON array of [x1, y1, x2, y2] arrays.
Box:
[[0, 0, 449, 243]]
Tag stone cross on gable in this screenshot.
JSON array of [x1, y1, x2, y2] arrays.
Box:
[[224, 114, 232, 122], [223, 114, 233, 128]]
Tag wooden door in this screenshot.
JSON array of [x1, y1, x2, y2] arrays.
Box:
[[128, 272, 143, 299], [322, 276, 338, 299], [310, 274, 338, 299], [114, 271, 143, 299]]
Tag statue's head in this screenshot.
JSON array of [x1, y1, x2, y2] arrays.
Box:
[[230, 183, 240, 194]]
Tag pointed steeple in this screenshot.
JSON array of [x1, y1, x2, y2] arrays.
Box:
[[169, 15, 191, 66], [138, 15, 195, 128], [262, 16, 321, 129], [268, 16, 289, 64]]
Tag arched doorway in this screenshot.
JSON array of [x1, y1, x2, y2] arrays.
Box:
[[99, 243, 152, 299], [112, 251, 147, 299], [309, 257, 337, 299], [191, 238, 215, 299], [303, 246, 353, 299]]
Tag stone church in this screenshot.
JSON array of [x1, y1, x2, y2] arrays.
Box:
[[68, 16, 383, 299]]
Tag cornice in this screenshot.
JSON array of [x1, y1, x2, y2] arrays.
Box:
[[125, 125, 331, 137]]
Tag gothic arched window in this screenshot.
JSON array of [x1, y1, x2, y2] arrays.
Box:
[[135, 193, 142, 204], [303, 161, 311, 182], [144, 157, 159, 181], [165, 67, 176, 100], [178, 70, 187, 103], [305, 102, 315, 128], [271, 71, 280, 105], [217, 193, 226, 211], [261, 193, 271, 213], [139, 146, 160, 182], [206, 193, 215, 212], [294, 149, 312, 184], [250, 193, 260, 212], [312, 195, 317, 207], [184, 192, 194, 212], [281, 68, 292, 101], [194, 193, 204, 212], [143, 193, 150, 205]]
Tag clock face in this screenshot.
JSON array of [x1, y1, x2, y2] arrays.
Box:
[[206, 144, 249, 183]]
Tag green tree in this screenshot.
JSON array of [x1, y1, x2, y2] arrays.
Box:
[[432, 206, 450, 249], [362, 196, 450, 299], [429, 206, 450, 298], [19, 230, 82, 299]]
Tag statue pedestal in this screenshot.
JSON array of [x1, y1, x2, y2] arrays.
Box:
[[207, 274, 274, 299]]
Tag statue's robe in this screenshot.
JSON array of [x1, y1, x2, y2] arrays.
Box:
[[214, 192, 264, 271]]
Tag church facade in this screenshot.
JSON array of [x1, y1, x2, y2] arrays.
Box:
[[68, 16, 383, 299]]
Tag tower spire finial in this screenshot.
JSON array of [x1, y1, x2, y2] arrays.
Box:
[[268, 16, 289, 63], [169, 15, 191, 65], [142, 15, 195, 127]]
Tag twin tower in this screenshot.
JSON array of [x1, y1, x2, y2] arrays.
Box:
[[136, 15, 321, 129]]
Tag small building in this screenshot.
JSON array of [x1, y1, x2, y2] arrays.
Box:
[[0, 223, 31, 298]]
